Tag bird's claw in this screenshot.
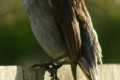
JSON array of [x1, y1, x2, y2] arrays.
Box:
[[30, 62, 63, 80]]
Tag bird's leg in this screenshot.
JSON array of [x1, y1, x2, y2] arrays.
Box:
[[47, 62, 65, 80], [30, 54, 67, 80], [30, 54, 67, 68]]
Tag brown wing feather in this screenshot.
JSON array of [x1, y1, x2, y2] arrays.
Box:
[[74, 0, 102, 80], [51, 0, 82, 79]]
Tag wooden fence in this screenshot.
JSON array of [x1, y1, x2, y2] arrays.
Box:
[[0, 64, 120, 80]]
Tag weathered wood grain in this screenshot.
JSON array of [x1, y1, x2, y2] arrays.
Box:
[[0, 66, 23, 80], [0, 64, 120, 80]]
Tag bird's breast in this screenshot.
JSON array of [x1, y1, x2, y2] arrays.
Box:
[[25, 0, 66, 58]]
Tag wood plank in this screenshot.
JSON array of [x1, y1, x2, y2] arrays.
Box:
[[0, 66, 23, 80], [98, 64, 120, 80], [0, 64, 120, 80], [23, 64, 120, 80]]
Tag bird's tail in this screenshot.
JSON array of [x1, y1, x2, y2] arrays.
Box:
[[71, 62, 77, 80], [78, 58, 98, 80]]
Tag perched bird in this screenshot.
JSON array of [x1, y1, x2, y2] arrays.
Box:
[[24, 0, 102, 80]]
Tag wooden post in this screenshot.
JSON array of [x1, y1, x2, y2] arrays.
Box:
[[0, 64, 120, 80], [98, 64, 120, 80], [0, 66, 23, 80]]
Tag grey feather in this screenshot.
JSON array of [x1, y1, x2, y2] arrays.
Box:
[[23, 0, 66, 58]]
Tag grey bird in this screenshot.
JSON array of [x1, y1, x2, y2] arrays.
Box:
[[23, 0, 102, 80]]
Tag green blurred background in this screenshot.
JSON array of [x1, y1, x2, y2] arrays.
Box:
[[0, 0, 120, 67]]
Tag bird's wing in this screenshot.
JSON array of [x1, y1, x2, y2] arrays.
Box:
[[51, 0, 82, 79], [73, 0, 103, 80], [51, 0, 102, 80]]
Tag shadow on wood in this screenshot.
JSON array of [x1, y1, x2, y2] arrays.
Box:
[[23, 67, 46, 80]]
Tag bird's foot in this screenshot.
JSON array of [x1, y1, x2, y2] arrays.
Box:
[[47, 63, 63, 80], [30, 61, 64, 80], [30, 62, 51, 68], [30, 55, 67, 80]]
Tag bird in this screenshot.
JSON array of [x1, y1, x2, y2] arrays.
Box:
[[23, 0, 102, 80]]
